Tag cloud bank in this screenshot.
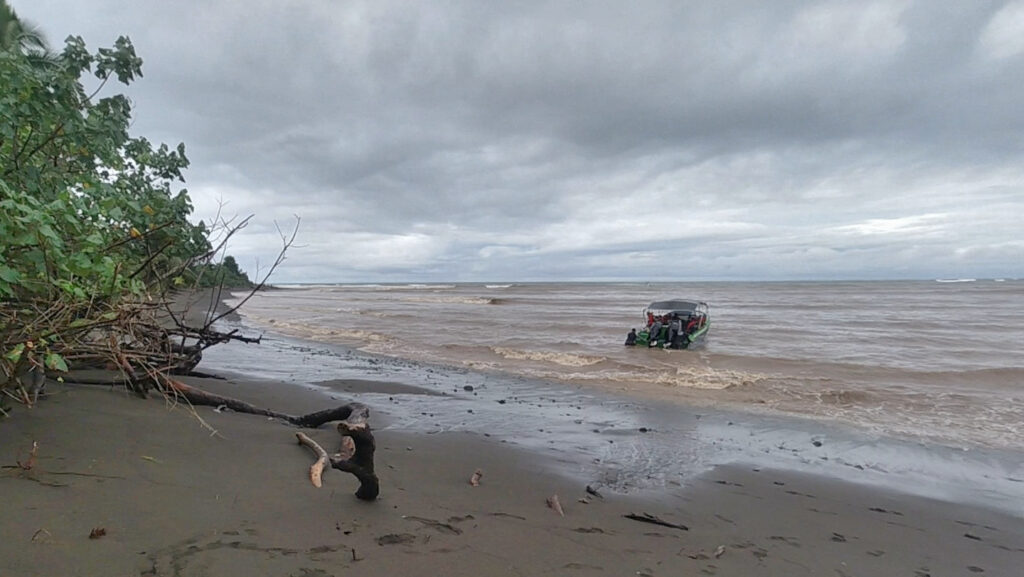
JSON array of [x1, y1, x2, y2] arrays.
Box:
[[17, 0, 1024, 281]]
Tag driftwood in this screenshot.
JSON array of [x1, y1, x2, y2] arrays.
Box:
[[58, 369, 381, 500], [294, 405, 379, 500], [159, 378, 380, 500], [331, 406, 379, 501], [296, 432, 328, 488], [163, 378, 364, 427], [623, 512, 689, 531]]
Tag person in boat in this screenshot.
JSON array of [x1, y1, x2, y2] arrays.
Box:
[[624, 328, 637, 346], [668, 314, 683, 349], [686, 314, 700, 333], [648, 316, 664, 347]]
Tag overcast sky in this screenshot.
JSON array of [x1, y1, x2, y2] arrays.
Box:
[[15, 1, 1024, 282]]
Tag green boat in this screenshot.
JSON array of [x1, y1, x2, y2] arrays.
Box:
[[628, 299, 710, 349]]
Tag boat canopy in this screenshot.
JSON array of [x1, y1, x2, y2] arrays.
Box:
[[645, 300, 707, 315]]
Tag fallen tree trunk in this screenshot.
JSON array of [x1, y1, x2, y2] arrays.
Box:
[[160, 378, 380, 500], [161, 378, 364, 426], [65, 372, 381, 500], [161, 378, 289, 420]]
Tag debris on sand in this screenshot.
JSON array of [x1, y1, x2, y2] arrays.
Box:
[[546, 494, 565, 517]]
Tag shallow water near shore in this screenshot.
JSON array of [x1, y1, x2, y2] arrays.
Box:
[[202, 310, 1024, 517]]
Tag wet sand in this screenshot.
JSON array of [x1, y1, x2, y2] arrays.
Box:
[[3, 372, 1023, 577]]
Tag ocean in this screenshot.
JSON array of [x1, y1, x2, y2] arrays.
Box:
[[221, 280, 1022, 450], [207, 280, 1024, 509]]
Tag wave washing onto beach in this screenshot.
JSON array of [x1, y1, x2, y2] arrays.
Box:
[[491, 346, 605, 367], [225, 280, 1023, 450]]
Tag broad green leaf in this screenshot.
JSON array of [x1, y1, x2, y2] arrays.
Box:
[[5, 344, 25, 363], [0, 266, 20, 284], [45, 353, 69, 373]]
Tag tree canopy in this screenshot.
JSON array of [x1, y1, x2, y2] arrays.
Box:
[[0, 8, 245, 401], [0, 1, 48, 55]]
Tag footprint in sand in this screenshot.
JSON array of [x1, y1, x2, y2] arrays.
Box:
[[376, 533, 417, 546], [402, 516, 463, 535], [291, 570, 334, 577], [768, 535, 801, 548], [573, 527, 607, 534], [563, 562, 604, 571]]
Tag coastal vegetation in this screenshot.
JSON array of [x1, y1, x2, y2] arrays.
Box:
[[0, 4, 250, 406], [0, 4, 379, 500], [192, 256, 255, 289]]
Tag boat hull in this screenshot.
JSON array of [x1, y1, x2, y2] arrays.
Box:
[[636, 321, 709, 349]]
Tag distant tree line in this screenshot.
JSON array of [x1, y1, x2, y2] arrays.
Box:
[[188, 255, 255, 289]]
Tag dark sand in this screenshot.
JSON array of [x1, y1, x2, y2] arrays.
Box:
[[2, 291, 1022, 575], [4, 374, 1023, 576]]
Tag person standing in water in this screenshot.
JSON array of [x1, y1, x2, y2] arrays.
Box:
[[624, 328, 637, 346], [668, 314, 683, 349]]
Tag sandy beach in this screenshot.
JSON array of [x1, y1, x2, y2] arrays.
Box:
[[3, 373, 1023, 577]]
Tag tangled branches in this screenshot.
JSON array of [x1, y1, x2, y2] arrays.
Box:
[[1, 287, 247, 405], [0, 215, 298, 411]]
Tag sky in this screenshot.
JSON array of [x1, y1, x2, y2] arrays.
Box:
[[14, 0, 1024, 282]]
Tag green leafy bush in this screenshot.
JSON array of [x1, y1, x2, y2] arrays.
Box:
[[1, 30, 215, 396]]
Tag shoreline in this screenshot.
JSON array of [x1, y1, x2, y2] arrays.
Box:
[[4, 375, 1023, 576], [217, 284, 1023, 455], [199, 319, 1024, 516], [2, 289, 1022, 575]]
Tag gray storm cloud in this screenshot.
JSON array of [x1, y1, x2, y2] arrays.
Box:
[[15, 0, 1024, 281]]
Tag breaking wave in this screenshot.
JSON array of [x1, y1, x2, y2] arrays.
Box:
[[491, 347, 605, 367], [245, 315, 391, 344], [560, 366, 768, 391], [401, 295, 498, 305], [656, 366, 768, 390]]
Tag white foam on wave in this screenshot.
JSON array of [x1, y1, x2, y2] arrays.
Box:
[[659, 366, 768, 390], [397, 284, 457, 290], [402, 295, 496, 305], [563, 366, 767, 390], [245, 315, 390, 343], [314, 283, 457, 291], [491, 347, 605, 367]]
